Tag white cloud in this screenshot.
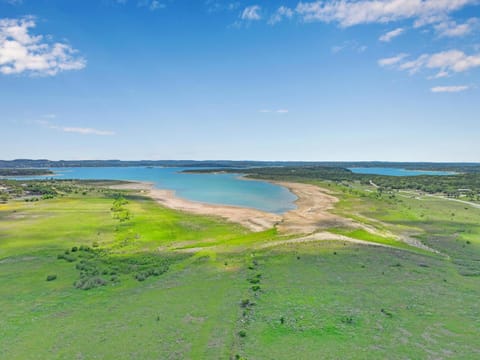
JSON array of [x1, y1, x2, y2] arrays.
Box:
[[259, 109, 289, 113], [431, 85, 470, 93], [332, 40, 367, 54], [295, 0, 477, 27], [434, 18, 478, 37], [379, 27, 405, 42], [205, 1, 240, 13], [0, 17, 86, 76], [378, 53, 408, 66], [241, 5, 262, 21], [36, 120, 115, 136], [62, 127, 115, 135], [4, 0, 23, 5], [138, 0, 166, 11], [269, 6, 294, 25], [379, 50, 480, 77]]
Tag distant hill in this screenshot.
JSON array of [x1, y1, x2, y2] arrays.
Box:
[[1, 159, 480, 173]]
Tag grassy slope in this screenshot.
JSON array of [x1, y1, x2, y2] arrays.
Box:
[[1, 185, 479, 359], [241, 243, 479, 360]]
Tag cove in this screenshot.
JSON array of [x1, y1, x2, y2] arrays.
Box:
[[23, 167, 297, 214]]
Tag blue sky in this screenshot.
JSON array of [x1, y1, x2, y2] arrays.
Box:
[[1, 0, 479, 161]]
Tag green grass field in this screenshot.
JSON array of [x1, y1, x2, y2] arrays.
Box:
[[1, 184, 479, 359]]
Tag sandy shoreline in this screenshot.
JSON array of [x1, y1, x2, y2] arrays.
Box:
[[111, 180, 351, 234]]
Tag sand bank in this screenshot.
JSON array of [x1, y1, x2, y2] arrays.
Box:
[[110, 181, 351, 234]]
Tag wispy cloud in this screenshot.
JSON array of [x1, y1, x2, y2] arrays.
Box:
[[138, 0, 166, 11], [378, 53, 408, 67], [205, 1, 240, 13], [332, 40, 367, 54], [115, 0, 167, 10], [434, 18, 479, 37], [295, 0, 477, 28], [36, 120, 115, 136], [0, 17, 86, 76], [431, 85, 470, 93], [268, 6, 294, 25], [379, 50, 480, 78], [62, 127, 116, 135], [241, 5, 262, 21], [379, 27, 405, 42], [259, 109, 289, 114]]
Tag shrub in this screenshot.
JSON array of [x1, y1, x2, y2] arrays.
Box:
[[46, 274, 57, 281], [238, 330, 246, 338], [57, 253, 77, 262], [71, 246, 78, 252], [251, 285, 261, 292], [79, 245, 91, 252], [74, 276, 107, 290], [240, 299, 250, 308], [135, 273, 147, 282], [381, 308, 393, 318]]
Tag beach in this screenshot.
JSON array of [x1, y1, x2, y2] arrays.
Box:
[[111, 181, 351, 234]]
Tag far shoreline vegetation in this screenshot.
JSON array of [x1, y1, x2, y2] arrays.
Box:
[[1, 159, 480, 172], [0, 168, 53, 176]]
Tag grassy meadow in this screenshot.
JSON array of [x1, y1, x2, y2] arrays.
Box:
[[0, 181, 479, 359]]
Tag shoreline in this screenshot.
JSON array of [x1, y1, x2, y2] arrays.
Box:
[[111, 180, 350, 234]]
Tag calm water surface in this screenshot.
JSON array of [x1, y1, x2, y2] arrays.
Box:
[[349, 167, 457, 176], [21, 167, 297, 214]]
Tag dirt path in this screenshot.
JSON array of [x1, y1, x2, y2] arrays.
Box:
[[257, 232, 393, 249]]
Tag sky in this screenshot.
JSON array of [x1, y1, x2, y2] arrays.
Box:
[[1, 0, 479, 162]]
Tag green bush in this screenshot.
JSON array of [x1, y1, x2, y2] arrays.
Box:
[[240, 299, 250, 308], [46, 274, 57, 281], [74, 276, 107, 290], [57, 253, 76, 262]]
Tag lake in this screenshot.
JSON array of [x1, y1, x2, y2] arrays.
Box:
[[349, 167, 457, 176], [19, 167, 297, 214]]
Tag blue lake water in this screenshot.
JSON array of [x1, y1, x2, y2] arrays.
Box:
[[349, 167, 457, 176], [17, 167, 297, 214]]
